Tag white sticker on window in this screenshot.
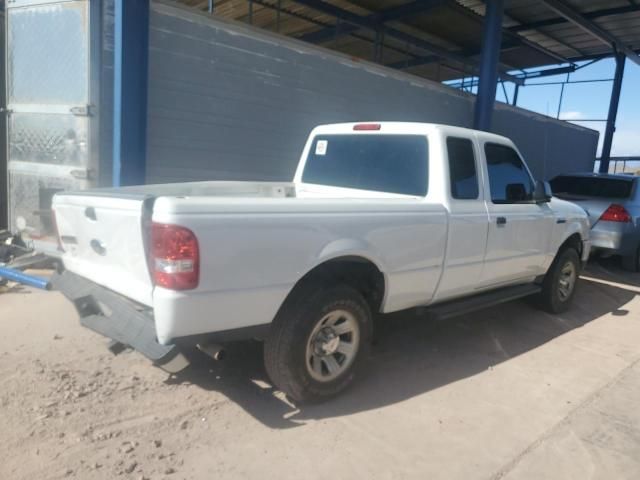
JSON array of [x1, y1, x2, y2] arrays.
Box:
[[315, 140, 328, 156]]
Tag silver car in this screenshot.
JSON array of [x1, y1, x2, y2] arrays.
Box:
[[550, 173, 640, 271]]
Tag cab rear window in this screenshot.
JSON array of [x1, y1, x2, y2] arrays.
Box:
[[302, 134, 428, 196]]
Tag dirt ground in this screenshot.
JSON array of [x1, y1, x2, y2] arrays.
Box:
[[2, 259, 640, 480]]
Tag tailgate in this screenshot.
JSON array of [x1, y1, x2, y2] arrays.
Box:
[[53, 192, 154, 306]]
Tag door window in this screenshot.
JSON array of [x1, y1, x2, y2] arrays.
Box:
[[447, 137, 479, 200], [484, 143, 534, 204]]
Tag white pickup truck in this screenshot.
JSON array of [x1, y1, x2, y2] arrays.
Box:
[[52, 122, 590, 402]]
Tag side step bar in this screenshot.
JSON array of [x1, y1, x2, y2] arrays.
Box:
[[428, 284, 541, 321]]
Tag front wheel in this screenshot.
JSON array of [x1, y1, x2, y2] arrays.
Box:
[[264, 284, 372, 403], [538, 248, 580, 314]]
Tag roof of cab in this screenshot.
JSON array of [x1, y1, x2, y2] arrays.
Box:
[[312, 122, 513, 143]]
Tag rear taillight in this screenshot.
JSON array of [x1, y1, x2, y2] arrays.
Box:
[[151, 223, 199, 290], [600, 204, 632, 223]]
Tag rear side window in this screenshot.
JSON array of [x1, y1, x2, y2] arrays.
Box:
[[447, 137, 479, 200], [550, 176, 633, 199], [484, 143, 534, 204], [302, 134, 428, 196]]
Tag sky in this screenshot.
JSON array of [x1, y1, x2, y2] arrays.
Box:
[[495, 58, 639, 159]]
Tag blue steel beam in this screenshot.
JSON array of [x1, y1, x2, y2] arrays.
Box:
[[599, 52, 626, 173], [385, 0, 569, 72], [298, 0, 446, 44], [444, 1, 569, 64], [298, 22, 355, 43], [540, 0, 640, 66], [445, 64, 576, 88], [378, 0, 448, 22], [473, 0, 503, 131], [250, 0, 429, 62], [386, 36, 521, 70], [509, 5, 640, 33], [290, 0, 523, 84], [113, 0, 149, 187]]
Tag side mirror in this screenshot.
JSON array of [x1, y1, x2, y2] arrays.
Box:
[[534, 180, 552, 203]]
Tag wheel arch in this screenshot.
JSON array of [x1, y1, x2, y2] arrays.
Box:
[[558, 232, 583, 257], [280, 254, 387, 315]]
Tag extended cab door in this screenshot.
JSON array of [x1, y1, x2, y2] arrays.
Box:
[[433, 135, 489, 301], [479, 141, 554, 287]]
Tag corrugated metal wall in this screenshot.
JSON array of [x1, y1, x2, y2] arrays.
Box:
[[1, 6, 7, 229], [144, 2, 598, 185]]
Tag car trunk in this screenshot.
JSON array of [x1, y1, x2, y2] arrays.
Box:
[[550, 176, 635, 228], [553, 196, 617, 228], [52, 181, 295, 305]]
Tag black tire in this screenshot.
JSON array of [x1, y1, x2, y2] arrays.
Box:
[[538, 247, 580, 314], [264, 283, 372, 404]]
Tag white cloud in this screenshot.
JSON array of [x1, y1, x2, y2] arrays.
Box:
[[561, 111, 585, 120]]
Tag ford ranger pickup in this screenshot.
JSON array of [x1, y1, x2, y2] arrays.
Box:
[[52, 122, 591, 403]]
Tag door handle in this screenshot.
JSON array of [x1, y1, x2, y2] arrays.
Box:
[[496, 216, 507, 225]]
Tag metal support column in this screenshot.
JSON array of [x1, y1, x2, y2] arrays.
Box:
[[512, 83, 519, 106], [473, 0, 504, 131], [599, 52, 626, 173], [113, 0, 150, 187], [556, 72, 570, 119]]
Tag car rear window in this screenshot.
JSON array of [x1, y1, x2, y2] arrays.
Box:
[[302, 134, 428, 196], [550, 176, 634, 199]]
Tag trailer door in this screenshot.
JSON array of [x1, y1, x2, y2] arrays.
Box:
[[5, 0, 96, 250]]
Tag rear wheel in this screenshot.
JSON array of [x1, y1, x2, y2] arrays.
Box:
[[538, 248, 580, 314], [264, 284, 372, 403]]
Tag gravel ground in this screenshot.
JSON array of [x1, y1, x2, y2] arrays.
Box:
[[1, 259, 640, 480]]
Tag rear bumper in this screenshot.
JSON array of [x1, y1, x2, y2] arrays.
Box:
[[51, 270, 181, 367], [52, 270, 270, 366], [590, 223, 640, 257]]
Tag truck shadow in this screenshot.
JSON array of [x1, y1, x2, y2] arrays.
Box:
[[167, 260, 638, 429]]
